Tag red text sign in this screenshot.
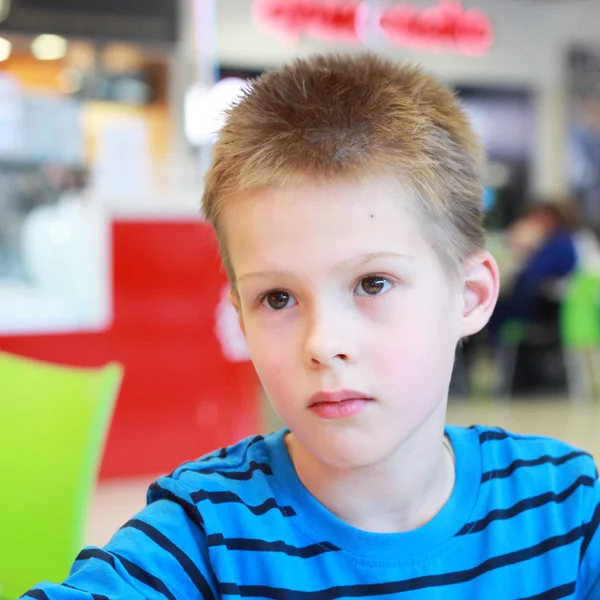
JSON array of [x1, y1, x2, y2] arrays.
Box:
[[253, 0, 493, 56]]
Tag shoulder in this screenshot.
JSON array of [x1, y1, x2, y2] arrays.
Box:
[[472, 424, 596, 471], [147, 431, 286, 517], [171, 433, 273, 482], [470, 424, 597, 499], [526, 230, 577, 272], [545, 229, 576, 250]]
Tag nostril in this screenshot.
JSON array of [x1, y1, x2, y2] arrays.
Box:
[[311, 353, 347, 365]]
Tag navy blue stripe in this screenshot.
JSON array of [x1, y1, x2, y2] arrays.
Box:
[[123, 519, 217, 600], [246, 435, 265, 449], [581, 499, 600, 562], [478, 429, 543, 444], [113, 551, 177, 600], [182, 461, 273, 480], [76, 548, 117, 568], [458, 474, 596, 536], [76, 548, 176, 600], [481, 451, 589, 482], [62, 584, 109, 600], [199, 448, 227, 463], [22, 591, 50, 600], [220, 523, 585, 598], [190, 489, 296, 517], [516, 581, 576, 600], [208, 533, 339, 557], [199, 436, 264, 464], [199, 447, 229, 463], [147, 482, 206, 529]]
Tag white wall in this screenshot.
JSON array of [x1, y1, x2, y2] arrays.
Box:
[[213, 0, 600, 197]]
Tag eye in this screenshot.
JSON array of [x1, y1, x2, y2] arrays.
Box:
[[261, 290, 297, 310], [355, 276, 393, 296]]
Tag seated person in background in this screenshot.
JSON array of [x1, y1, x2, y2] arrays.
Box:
[[488, 201, 578, 340], [23, 54, 599, 599]]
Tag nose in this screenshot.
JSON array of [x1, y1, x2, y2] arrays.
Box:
[[303, 305, 353, 367]]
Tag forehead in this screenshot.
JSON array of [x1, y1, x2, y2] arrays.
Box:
[[221, 178, 442, 278]]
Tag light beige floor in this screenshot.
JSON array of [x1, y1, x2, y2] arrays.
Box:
[[87, 399, 600, 547], [87, 474, 158, 547], [447, 399, 600, 458]]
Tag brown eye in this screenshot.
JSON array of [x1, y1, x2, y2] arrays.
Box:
[[265, 291, 292, 310], [357, 277, 391, 296]]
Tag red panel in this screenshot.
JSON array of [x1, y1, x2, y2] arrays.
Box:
[[0, 220, 260, 479]]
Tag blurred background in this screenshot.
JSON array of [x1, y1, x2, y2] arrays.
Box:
[[1, 0, 600, 549]]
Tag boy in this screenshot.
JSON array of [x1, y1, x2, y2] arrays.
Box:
[[24, 54, 599, 599]]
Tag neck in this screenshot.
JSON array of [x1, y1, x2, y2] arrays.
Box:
[[286, 420, 455, 534]]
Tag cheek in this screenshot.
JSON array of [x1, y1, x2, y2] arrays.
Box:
[[369, 325, 432, 379], [370, 300, 458, 385], [244, 323, 298, 398]]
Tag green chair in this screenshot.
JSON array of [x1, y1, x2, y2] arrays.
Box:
[[0, 352, 123, 599], [560, 269, 600, 402]]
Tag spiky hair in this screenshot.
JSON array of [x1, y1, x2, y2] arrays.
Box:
[[202, 53, 486, 279]]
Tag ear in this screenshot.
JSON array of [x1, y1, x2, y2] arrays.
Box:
[[460, 251, 500, 338], [228, 287, 246, 338]]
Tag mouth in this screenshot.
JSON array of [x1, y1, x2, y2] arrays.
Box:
[[308, 389, 372, 406], [308, 389, 373, 419]]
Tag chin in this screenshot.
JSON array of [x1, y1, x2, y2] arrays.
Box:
[[310, 425, 394, 470]]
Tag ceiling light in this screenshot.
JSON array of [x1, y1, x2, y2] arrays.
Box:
[[31, 34, 68, 61], [0, 37, 11, 62], [185, 77, 250, 146]]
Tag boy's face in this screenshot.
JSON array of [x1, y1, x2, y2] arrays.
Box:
[[223, 179, 497, 470]]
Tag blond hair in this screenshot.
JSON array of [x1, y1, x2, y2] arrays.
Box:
[[202, 53, 486, 281]]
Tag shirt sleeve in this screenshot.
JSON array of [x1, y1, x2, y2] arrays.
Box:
[[20, 477, 219, 600], [578, 460, 600, 599]]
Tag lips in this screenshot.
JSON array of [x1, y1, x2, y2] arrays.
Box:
[[308, 389, 373, 419], [308, 389, 372, 406]]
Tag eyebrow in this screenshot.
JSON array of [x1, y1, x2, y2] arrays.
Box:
[[236, 251, 415, 283]]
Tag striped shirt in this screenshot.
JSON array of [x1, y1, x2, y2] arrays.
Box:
[[25, 425, 600, 599]]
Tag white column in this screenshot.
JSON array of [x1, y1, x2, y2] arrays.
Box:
[[167, 0, 218, 200]]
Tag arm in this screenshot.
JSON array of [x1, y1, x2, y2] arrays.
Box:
[[578, 462, 600, 600], [21, 478, 219, 600]]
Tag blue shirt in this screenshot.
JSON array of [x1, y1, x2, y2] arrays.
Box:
[[509, 229, 578, 322], [24, 425, 600, 599]]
